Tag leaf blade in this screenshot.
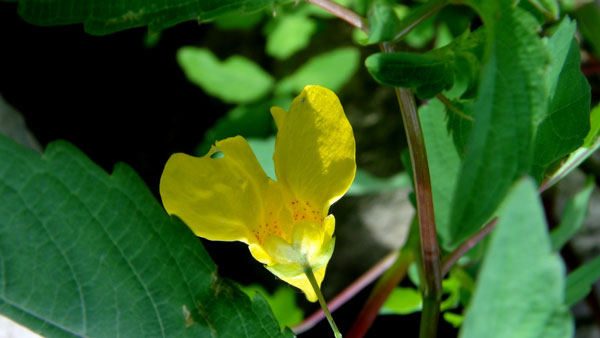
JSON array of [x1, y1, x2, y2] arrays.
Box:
[[0, 136, 292, 338]]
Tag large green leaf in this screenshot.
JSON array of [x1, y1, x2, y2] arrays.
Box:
[[11, 0, 286, 35], [419, 99, 461, 248], [460, 179, 572, 338], [448, 1, 549, 247], [550, 176, 594, 251], [275, 47, 360, 95], [565, 255, 600, 306], [177, 47, 274, 104], [532, 18, 591, 182], [0, 136, 292, 338]]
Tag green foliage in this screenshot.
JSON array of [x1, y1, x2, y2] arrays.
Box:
[[460, 179, 573, 338], [550, 177, 594, 251], [365, 51, 454, 99], [366, 27, 484, 99], [583, 103, 600, 147], [532, 18, 591, 182], [447, 1, 550, 248], [177, 47, 275, 104], [11, 0, 288, 35], [418, 99, 460, 247], [380, 287, 422, 314], [366, 0, 402, 44], [565, 255, 600, 306], [265, 14, 317, 60], [276, 47, 361, 95], [240, 285, 304, 329], [0, 135, 292, 338]]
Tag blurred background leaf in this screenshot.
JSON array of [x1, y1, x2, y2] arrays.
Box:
[[177, 47, 274, 104]]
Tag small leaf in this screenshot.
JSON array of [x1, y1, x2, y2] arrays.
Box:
[[532, 17, 591, 182], [177, 47, 274, 104], [265, 14, 317, 60], [550, 177, 594, 251], [380, 287, 422, 315], [365, 51, 454, 99], [275, 47, 360, 95], [214, 11, 264, 30], [0, 136, 292, 338], [565, 255, 600, 306], [583, 103, 600, 147], [366, 0, 402, 44], [12, 0, 284, 35], [460, 178, 573, 338]]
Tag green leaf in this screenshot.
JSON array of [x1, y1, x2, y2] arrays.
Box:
[[0, 136, 292, 338], [240, 285, 303, 329], [195, 99, 285, 155], [12, 0, 285, 35], [366, 0, 402, 44], [177, 47, 274, 104], [366, 28, 484, 99], [365, 51, 454, 99], [448, 2, 549, 247], [444, 99, 474, 157], [460, 178, 573, 338], [265, 14, 317, 60], [583, 103, 600, 147], [380, 287, 422, 315], [532, 18, 591, 182], [214, 11, 264, 30], [550, 177, 594, 251], [419, 99, 461, 248], [565, 255, 600, 306], [275, 47, 360, 95]]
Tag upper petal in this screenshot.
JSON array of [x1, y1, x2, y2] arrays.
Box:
[[160, 136, 269, 242], [271, 85, 356, 214]]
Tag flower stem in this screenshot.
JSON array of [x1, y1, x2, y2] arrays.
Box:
[[304, 267, 343, 338], [293, 251, 398, 334]]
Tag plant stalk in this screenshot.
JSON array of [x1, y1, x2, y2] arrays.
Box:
[[305, 267, 343, 338], [305, 0, 369, 33], [293, 251, 398, 334]]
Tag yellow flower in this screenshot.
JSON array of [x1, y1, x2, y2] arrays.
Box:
[[159, 85, 356, 302]]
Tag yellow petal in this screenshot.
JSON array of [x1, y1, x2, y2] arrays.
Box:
[[159, 136, 269, 242], [279, 266, 327, 302], [271, 85, 356, 214]]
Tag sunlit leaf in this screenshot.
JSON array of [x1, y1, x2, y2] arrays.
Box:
[[177, 47, 274, 104], [275, 47, 360, 95], [550, 177, 594, 251], [460, 179, 573, 338]]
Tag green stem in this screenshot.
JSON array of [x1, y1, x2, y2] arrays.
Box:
[[391, 0, 449, 43], [305, 267, 343, 338]]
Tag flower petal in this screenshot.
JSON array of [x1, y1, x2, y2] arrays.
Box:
[[279, 266, 327, 302], [160, 136, 269, 242], [271, 85, 356, 213]]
